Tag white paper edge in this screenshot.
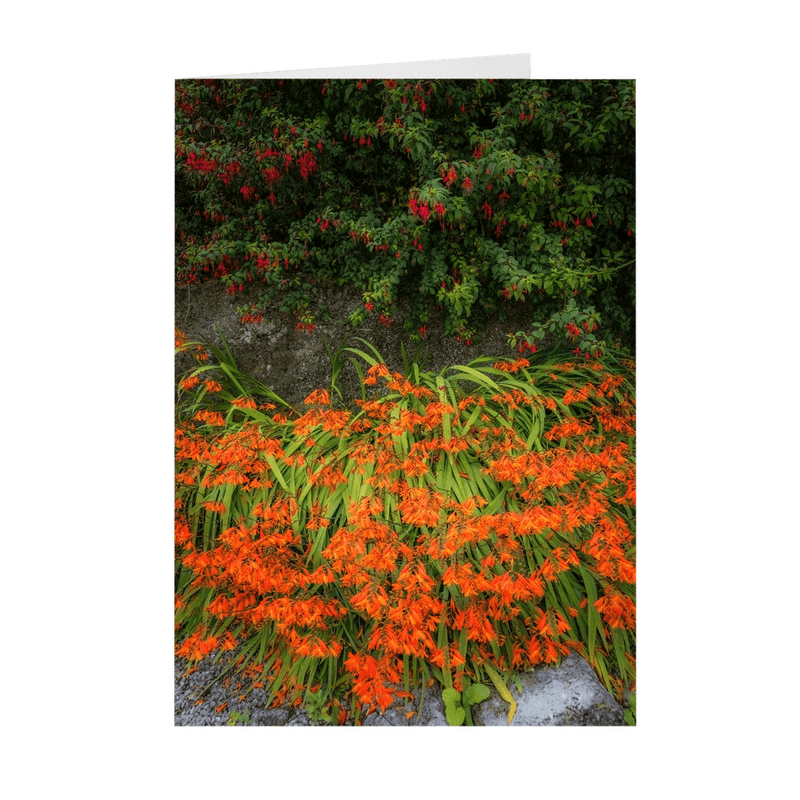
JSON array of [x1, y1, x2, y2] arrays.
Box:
[[189, 53, 531, 79]]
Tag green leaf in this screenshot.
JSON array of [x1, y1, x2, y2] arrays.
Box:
[[441, 687, 460, 706], [462, 683, 491, 707], [441, 687, 466, 726], [445, 704, 465, 726]]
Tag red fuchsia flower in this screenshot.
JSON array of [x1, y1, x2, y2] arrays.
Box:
[[419, 325, 427, 337], [409, 197, 419, 216], [462, 177, 473, 192], [267, 192, 277, 206], [585, 216, 593, 227], [317, 140, 323, 151], [240, 185, 255, 201], [365, 302, 373, 311], [574, 217, 581, 227], [185, 151, 217, 174], [499, 190, 510, 204], [263, 166, 281, 186], [628, 229, 632, 236], [481, 201, 492, 219], [444, 167, 458, 186], [434, 202, 445, 217], [419, 204, 430, 222]]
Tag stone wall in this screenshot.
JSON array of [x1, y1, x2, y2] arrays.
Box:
[[175, 279, 547, 406]]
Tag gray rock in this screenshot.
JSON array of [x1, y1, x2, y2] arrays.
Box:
[[471, 653, 624, 726]]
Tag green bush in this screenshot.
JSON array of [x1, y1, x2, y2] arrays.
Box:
[[175, 78, 635, 353]]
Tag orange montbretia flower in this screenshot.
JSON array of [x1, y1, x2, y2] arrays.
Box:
[[493, 357, 529, 373], [230, 396, 256, 408], [303, 388, 330, 406], [176, 627, 221, 660], [194, 409, 226, 426], [544, 417, 593, 441], [396, 485, 446, 528], [344, 652, 402, 714], [363, 363, 390, 386], [594, 586, 636, 630], [450, 599, 497, 644]]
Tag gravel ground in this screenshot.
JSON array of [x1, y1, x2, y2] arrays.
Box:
[[175, 644, 449, 726], [174, 646, 309, 726]]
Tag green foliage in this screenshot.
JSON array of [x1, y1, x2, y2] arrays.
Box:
[[227, 708, 251, 726], [176, 78, 635, 352], [442, 682, 492, 726], [624, 691, 636, 726]]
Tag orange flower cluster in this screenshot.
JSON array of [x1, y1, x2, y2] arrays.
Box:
[[175, 355, 636, 715]]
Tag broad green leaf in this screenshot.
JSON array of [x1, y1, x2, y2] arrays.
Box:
[[463, 683, 491, 706]]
